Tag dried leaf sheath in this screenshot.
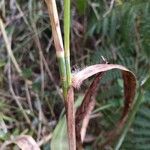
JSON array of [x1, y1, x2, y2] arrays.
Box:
[[45, 0, 67, 97], [65, 87, 76, 150]]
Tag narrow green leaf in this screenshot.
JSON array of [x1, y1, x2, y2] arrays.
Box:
[[76, 0, 87, 15], [51, 116, 68, 150], [0, 60, 5, 68]]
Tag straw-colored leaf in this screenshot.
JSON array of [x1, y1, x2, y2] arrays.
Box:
[[14, 135, 40, 150], [0, 135, 40, 150]]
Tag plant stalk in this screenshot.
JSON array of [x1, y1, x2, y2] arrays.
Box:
[[64, 1, 76, 150], [64, 0, 72, 87], [45, 1, 76, 150], [45, 0, 67, 98]]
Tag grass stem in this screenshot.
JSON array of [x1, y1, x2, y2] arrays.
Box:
[[45, 1, 76, 150], [64, 0, 72, 87], [45, 0, 67, 98]]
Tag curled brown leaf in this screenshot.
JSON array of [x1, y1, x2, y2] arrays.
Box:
[[72, 64, 129, 88], [72, 64, 136, 147], [76, 72, 104, 145], [72, 64, 136, 118]]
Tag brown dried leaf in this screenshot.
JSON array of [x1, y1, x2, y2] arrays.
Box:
[[76, 72, 104, 146], [72, 64, 136, 118], [0, 135, 40, 150], [72, 64, 129, 88], [14, 135, 40, 150], [72, 64, 136, 147]]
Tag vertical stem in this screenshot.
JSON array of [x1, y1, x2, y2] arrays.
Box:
[[45, 1, 76, 150], [65, 87, 76, 150], [64, 0, 72, 86], [45, 0, 67, 98], [64, 1, 76, 150]]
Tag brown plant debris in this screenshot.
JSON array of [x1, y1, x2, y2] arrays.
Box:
[[72, 64, 136, 148]]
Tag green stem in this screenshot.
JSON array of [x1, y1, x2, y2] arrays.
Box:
[[64, 2, 76, 150], [114, 89, 144, 150], [64, 0, 71, 87], [57, 56, 68, 98]]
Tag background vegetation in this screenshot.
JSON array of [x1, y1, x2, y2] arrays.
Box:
[[0, 0, 150, 149]]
